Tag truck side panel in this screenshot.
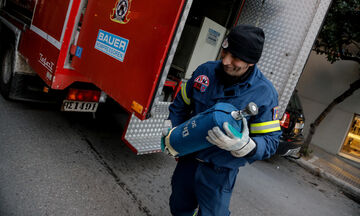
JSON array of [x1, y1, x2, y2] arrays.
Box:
[[31, 0, 71, 42], [17, 0, 83, 87], [19, 30, 59, 86]]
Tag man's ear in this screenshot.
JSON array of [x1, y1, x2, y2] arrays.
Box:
[[248, 63, 255, 67], [220, 49, 226, 56]]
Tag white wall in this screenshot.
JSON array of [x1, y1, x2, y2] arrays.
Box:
[[297, 51, 360, 154]]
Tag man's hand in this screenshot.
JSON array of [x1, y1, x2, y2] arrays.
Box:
[[162, 120, 172, 137], [161, 120, 172, 152], [161, 120, 179, 156], [206, 118, 256, 157]]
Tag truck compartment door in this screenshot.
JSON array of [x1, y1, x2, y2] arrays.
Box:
[[72, 0, 187, 120], [18, 0, 75, 87]]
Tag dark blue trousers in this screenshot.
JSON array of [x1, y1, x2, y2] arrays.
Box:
[[170, 156, 239, 216]]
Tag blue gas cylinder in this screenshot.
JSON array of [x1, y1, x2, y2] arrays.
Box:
[[168, 102, 243, 157]]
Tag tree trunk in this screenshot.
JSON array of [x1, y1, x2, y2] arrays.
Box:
[[301, 78, 360, 156]]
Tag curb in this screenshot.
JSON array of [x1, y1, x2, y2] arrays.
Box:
[[291, 157, 360, 203]]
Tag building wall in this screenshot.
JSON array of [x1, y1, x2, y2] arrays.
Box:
[[296, 51, 360, 155]]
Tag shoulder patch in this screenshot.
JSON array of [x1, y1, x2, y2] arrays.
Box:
[[193, 75, 210, 92], [272, 106, 279, 120]]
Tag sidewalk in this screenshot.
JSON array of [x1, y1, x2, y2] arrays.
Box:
[[292, 144, 360, 203]]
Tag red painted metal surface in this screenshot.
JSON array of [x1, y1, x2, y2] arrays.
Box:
[[17, 0, 89, 89], [19, 29, 60, 86], [72, 0, 186, 120], [52, 0, 89, 90], [31, 0, 71, 41], [164, 78, 182, 101], [18, 0, 73, 86]]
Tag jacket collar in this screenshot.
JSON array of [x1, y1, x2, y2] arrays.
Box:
[[214, 61, 259, 87], [245, 64, 259, 87]]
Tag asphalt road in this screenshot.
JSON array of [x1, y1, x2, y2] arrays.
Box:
[[0, 97, 359, 216]]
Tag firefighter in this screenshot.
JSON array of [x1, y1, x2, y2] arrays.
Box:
[[166, 24, 282, 215]]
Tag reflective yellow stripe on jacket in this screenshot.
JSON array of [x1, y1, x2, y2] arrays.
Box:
[[181, 81, 191, 105], [250, 120, 281, 134]]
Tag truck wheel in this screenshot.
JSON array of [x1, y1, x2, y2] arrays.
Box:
[[0, 44, 15, 99]]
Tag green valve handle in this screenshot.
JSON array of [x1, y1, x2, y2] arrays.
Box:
[[228, 124, 243, 139]]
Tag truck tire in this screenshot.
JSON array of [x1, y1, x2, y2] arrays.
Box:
[[0, 44, 15, 99]]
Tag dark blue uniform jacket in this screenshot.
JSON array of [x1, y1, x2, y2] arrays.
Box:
[[169, 60, 282, 169]]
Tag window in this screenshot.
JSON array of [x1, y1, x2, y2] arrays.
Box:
[[340, 114, 360, 163], [4, 0, 36, 24]]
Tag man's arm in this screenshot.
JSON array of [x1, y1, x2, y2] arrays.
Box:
[[168, 77, 194, 127], [245, 102, 282, 160]]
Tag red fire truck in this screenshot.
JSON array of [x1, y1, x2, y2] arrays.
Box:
[[0, 0, 332, 154]]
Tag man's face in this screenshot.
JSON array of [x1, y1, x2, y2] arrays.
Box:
[[221, 49, 254, 77]]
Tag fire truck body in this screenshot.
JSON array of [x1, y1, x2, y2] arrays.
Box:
[[0, 0, 91, 102], [0, 0, 187, 116], [0, 0, 332, 154]]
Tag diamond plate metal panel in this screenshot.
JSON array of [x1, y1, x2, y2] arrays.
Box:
[[238, 0, 332, 114], [124, 102, 170, 155]]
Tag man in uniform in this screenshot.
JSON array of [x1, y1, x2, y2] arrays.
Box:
[[165, 24, 282, 215]]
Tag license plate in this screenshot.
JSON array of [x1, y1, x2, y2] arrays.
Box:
[[62, 100, 98, 112]]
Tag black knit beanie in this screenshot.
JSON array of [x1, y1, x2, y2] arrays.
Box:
[[222, 24, 265, 64]]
